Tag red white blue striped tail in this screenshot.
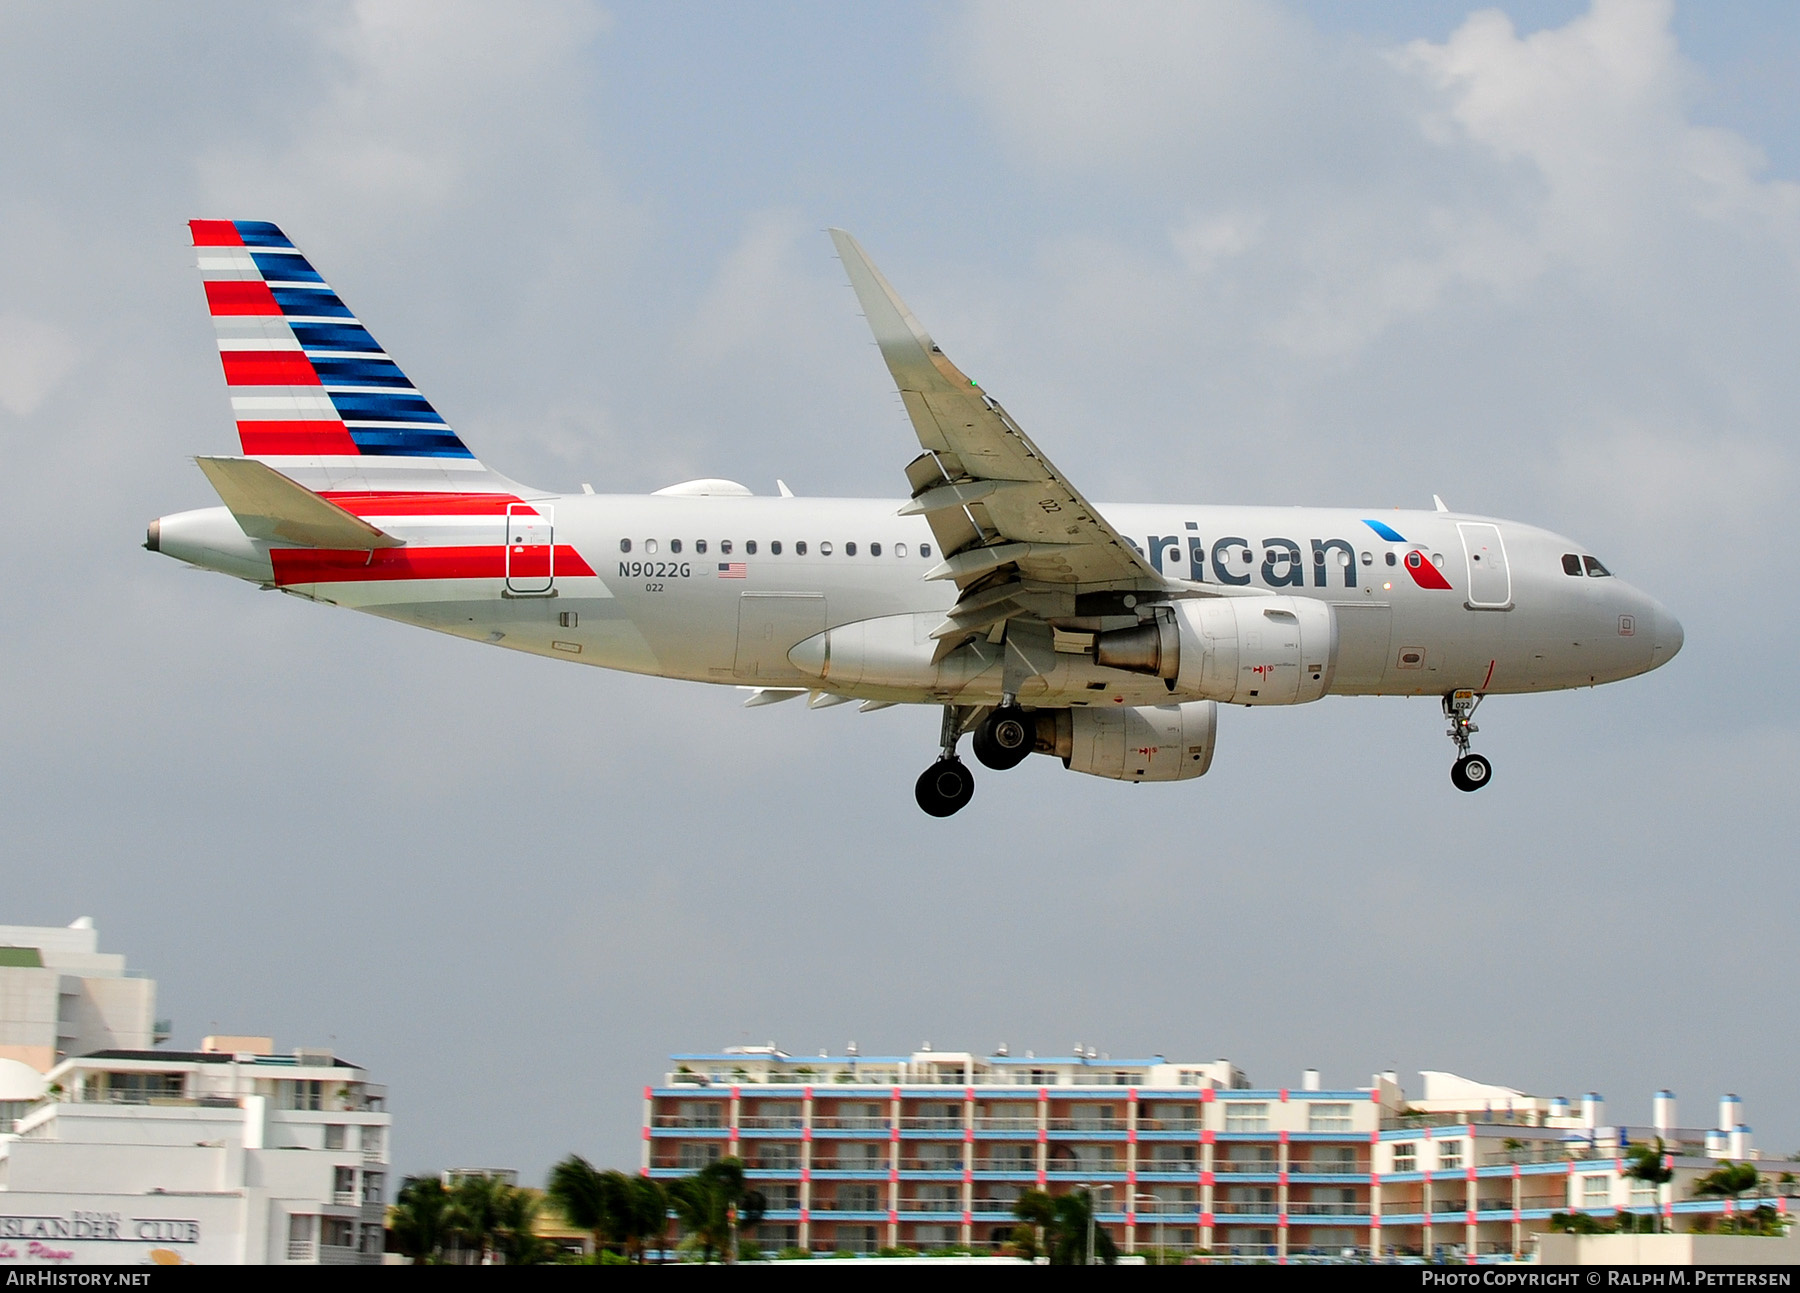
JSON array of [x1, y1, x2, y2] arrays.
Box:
[[189, 219, 519, 495]]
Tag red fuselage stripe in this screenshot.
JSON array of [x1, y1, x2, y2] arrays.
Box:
[[270, 544, 594, 585], [318, 492, 532, 517]]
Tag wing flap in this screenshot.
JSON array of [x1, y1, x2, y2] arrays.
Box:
[[195, 456, 405, 549]]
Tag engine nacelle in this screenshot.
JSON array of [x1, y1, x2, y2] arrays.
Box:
[[1037, 702, 1218, 782], [1094, 596, 1337, 705]]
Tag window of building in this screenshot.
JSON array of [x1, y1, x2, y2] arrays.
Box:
[[284, 1080, 323, 1111], [324, 1124, 346, 1150], [1630, 1178, 1657, 1206], [359, 1224, 383, 1255], [838, 1184, 883, 1211], [320, 1218, 355, 1248], [363, 1172, 385, 1205], [333, 1166, 357, 1203], [1582, 1175, 1611, 1209], [1224, 1102, 1269, 1133], [1437, 1140, 1463, 1171], [286, 1215, 315, 1261], [760, 1184, 800, 1209], [361, 1125, 384, 1157], [1150, 1144, 1198, 1167], [0, 1101, 28, 1133], [756, 1143, 800, 1169], [1392, 1143, 1416, 1172], [1307, 1103, 1353, 1133], [678, 1141, 723, 1170]]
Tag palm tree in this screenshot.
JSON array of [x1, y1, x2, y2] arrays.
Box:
[[389, 1176, 452, 1264], [1624, 1139, 1674, 1232], [546, 1155, 621, 1258], [447, 1172, 537, 1264], [622, 1175, 670, 1263], [1010, 1187, 1116, 1265], [1694, 1162, 1764, 1233], [668, 1158, 764, 1263]]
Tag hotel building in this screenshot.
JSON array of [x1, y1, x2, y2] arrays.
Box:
[[642, 1045, 1793, 1261]]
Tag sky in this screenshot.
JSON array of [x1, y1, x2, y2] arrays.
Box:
[[1, 0, 1796, 1181]]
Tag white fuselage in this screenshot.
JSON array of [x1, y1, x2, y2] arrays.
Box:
[[154, 491, 1683, 708]]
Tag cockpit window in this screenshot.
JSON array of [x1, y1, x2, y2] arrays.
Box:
[[1561, 553, 1581, 576], [1583, 556, 1611, 577]]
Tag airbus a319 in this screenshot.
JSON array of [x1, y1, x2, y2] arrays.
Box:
[[148, 221, 1682, 816]]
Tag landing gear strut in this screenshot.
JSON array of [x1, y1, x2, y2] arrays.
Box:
[[916, 705, 976, 817], [1443, 690, 1492, 792]]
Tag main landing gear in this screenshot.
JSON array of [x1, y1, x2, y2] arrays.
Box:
[[915, 702, 1036, 817], [1443, 689, 1493, 792]]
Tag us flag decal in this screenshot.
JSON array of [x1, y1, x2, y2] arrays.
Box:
[[717, 562, 746, 579]]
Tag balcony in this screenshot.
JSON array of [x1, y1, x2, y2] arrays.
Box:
[[286, 1241, 314, 1261], [1214, 1160, 1278, 1175], [899, 1117, 963, 1131], [899, 1158, 965, 1172], [1214, 1200, 1280, 1216], [1138, 1118, 1200, 1133], [809, 1159, 888, 1174], [1047, 1118, 1123, 1132], [813, 1116, 889, 1131], [652, 1115, 725, 1129], [974, 1116, 1037, 1132], [1290, 1162, 1366, 1177], [897, 1197, 962, 1213], [1289, 1202, 1367, 1217], [738, 1115, 803, 1130]]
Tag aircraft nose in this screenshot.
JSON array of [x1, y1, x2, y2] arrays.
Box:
[[1651, 602, 1683, 666]]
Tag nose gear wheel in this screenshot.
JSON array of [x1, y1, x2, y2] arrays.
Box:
[[1443, 690, 1492, 793]]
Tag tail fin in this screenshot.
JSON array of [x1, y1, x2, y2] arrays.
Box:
[[189, 219, 515, 491]]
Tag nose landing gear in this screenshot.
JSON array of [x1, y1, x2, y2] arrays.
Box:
[[916, 704, 978, 817], [1443, 690, 1492, 792]]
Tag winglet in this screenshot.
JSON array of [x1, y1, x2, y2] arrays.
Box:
[[829, 229, 976, 397], [195, 457, 404, 549], [1433, 494, 1450, 513]]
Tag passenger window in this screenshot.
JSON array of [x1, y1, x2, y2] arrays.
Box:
[[721, 540, 732, 555], [871, 542, 882, 557], [619, 538, 631, 554], [1561, 553, 1581, 576], [846, 541, 857, 556], [1584, 556, 1611, 577], [1241, 549, 1253, 563], [919, 544, 931, 558], [1360, 551, 1372, 565], [895, 543, 907, 558], [746, 540, 757, 555], [696, 539, 707, 555], [771, 541, 782, 555], [821, 541, 833, 556], [646, 539, 659, 555], [670, 539, 682, 554], [795, 541, 807, 555], [1384, 552, 1396, 567]]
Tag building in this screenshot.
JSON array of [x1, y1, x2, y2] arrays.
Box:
[[0, 919, 166, 1074], [0, 1037, 392, 1264], [642, 1045, 1795, 1261]]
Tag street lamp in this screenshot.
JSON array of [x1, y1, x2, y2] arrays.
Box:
[[1078, 1182, 1110, 1266]]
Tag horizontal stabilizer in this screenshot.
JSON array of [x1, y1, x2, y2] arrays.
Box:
[[195, 456, 405, 549]]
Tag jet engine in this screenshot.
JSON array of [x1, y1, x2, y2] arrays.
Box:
[[1034, 701, 1218, 782], [1093, 595, 1338, 705]]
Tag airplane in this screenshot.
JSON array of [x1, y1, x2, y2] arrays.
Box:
[[148, 220, 1683, 817]]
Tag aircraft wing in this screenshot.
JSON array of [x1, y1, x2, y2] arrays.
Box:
[[830, 231, 1164, 595]]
